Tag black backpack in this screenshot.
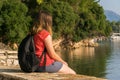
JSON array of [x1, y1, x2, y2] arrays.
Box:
[[18, 34, 46, 72]]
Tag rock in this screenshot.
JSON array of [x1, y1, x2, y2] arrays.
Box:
[[0, 42, 12, 50], [13, 60, 19, 66]]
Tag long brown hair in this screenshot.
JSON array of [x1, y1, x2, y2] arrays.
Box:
[[31, 10, 52, 35]]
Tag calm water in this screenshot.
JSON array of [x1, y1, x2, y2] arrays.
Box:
[[57, 40, 120, 80]]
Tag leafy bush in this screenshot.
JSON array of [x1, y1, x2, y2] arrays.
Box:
[[0, 0, 32, 43]]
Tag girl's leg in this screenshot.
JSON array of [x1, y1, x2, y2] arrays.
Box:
[[58, 64, 76, 74], [36, 61, 76, 74]]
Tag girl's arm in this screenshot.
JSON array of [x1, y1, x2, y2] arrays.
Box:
[[44, 35, 68, 65]]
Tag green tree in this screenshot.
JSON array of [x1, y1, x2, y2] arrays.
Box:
[[72, 0, 112, 41], [104, 21, 112, 36], [0, 0, 31, 43], [111, 21, 120, 33]]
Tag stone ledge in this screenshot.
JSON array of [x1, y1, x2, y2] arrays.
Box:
[[0, 73, 25, 80], [0, 65, 107, 80]]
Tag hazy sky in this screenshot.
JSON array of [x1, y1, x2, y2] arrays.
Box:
[[99, 0, 120, 15]]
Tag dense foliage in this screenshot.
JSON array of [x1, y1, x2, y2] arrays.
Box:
[[72, 0, 112, 41], [0, 0, 114, 44], [0, 0, 31, 43]]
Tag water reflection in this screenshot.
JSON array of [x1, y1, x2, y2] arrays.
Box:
[[106, 41, 120, 80], [57, 41, 112, 78], [71, 47, 95, 59]]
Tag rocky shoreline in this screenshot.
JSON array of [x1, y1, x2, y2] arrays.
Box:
[[53, 38, 99, 51]]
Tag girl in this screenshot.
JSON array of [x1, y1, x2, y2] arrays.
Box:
[[31, 10, 76, 74]]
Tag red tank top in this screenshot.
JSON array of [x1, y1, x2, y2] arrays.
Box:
[[34, 29, 54, 66]]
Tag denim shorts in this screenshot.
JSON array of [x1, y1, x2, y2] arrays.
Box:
[[36, 61, 63, 73]]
